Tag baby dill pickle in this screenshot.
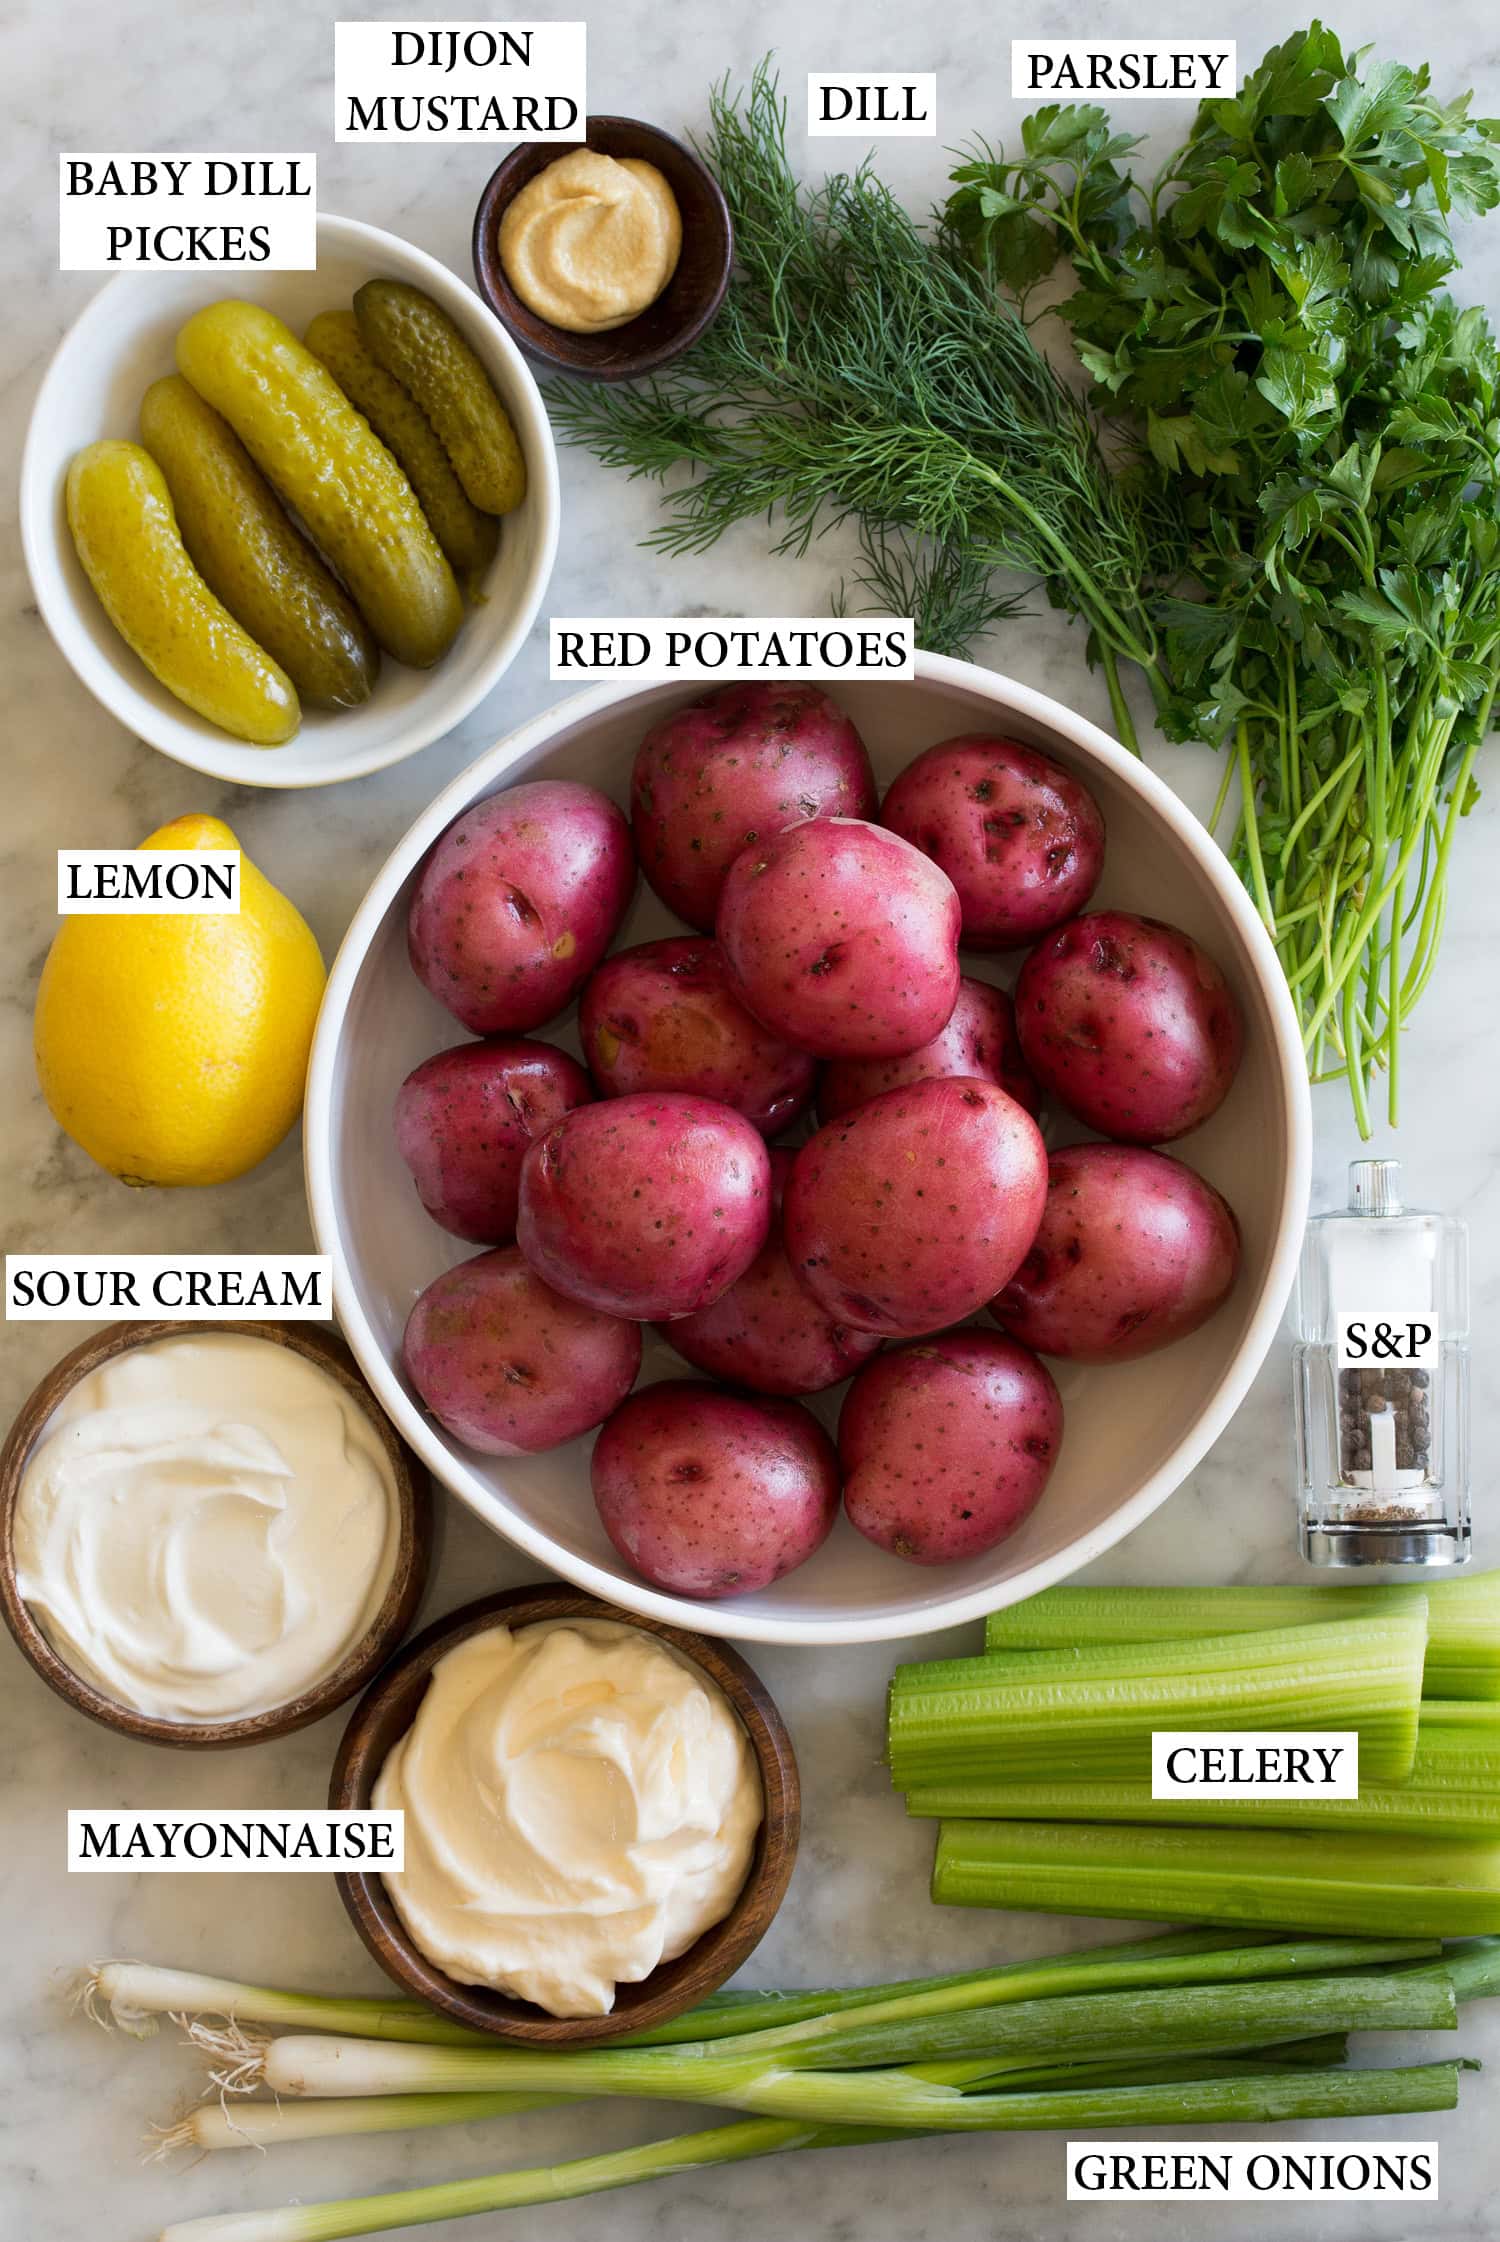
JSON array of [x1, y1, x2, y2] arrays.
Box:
[[139, 376, 379, 710], [65, 441, 299, 747], [175, 300, 462, 670], [304, 311, 499, 588], [354, 279, 527, 516]]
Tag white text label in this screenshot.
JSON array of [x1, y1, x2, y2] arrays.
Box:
[[550, 618, 914, 682], [59, 154, 316, 271], [1068, 2142, 1436, 2201], [57, 851, 240, 916], [1151, 1730, 1359, 1800], [808, 74, 937, 137], [69, 1811, 403, 1872], [7, 1257, 332, 1322], [1012, 41, 1236, 100], [334, 21, 585, 141]]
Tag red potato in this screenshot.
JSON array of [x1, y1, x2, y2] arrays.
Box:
[[661, 1149, 884, 1396], [516, 1092, 772, 1321], [631, 682, 877, 930], [1015, 910, 1244, 1143], [785, 1077, 1047, 1337], [881, 734, 1106, 949], [991, 1143, 1241, 1364], [580, 937, 816, 1137], [838, 1330, 1061, 1564], [592, 1380, 841, 1598], [818, 975, 1040, 1124], [717, 818, 962, 1060], [408, 780, 635, 1035], [402, 1246, 640, 1455], [393, 1038, 593, 1244]]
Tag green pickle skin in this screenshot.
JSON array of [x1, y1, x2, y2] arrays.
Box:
[[175, 300, 462, 670], [65, 440, 300, 747], [139, 376, 379, 710], [305, 312, 500, 589], [354, 279, 527, 517]]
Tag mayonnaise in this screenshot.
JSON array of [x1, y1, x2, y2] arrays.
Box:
[[14, 1334, 399, 1723], [498, 149, 683, 333], [374, 1618, 762, 2017]]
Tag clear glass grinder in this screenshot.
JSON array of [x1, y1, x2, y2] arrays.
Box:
[[1292, 1158, 1470, 1568]]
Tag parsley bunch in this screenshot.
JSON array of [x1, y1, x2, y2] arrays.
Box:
[[947, 25, 1500, 1129]]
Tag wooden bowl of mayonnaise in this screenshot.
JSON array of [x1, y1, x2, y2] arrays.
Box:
[[0, 1319, 431, 1748], [330, 1585, 800, 2043]]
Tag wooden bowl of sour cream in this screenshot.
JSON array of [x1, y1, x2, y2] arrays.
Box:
[[472, 116, 733, 381], [0, 1319, 431, 1749], [330, 1585, 800, 2044]]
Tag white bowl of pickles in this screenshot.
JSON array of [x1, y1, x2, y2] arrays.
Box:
[[20, 214, 559, 789]]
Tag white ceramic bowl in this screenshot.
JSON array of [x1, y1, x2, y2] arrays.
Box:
[[306, 659, 1312, 1644], [19, 215, 558, 789]]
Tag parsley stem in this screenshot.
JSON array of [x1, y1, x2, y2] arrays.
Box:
[[1235, 722, 1276, 934]]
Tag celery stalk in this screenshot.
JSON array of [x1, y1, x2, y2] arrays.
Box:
[[904, 1749, 1500, 1839], [932, 1820, 1500, 1937], [984, 1576, 1499, 1700], [1417, 1701, 1500, 1773], [889, 1608, 1427, 1787]]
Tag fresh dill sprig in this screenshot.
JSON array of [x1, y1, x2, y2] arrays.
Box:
[[833, 528, 1031, 661], [545, 64, 1181, 745]]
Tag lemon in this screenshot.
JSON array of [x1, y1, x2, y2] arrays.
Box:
[[34, 813, 326, 1188]]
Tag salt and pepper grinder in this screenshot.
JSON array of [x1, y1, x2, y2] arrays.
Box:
[[1292, 1159, 1470, 1568]]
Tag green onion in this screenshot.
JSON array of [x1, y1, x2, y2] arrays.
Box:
[[904, 1750, 1500, 1839], [983, 1577, 1499, 1700], [248, 1967, 1454, 2119], [955, 2035, 1352, 2091], [162, 2038, 1353, 2155], [154, 2090, 568, 2156], [888, 1608, 1427, 1787], [80, 1965, 492, 2048], [187, 1936, 1434, 2106], [607, 1927, 1265, 2044], [705, 1933, 1436, 2055], [98, 1938, 1272, 2054], [88, 1962, 888, 2053], [1435, 1937, 1500, 2002], [120, 1954, 1267, 2054], [126, 1929, 1350, 2062], [933, 1820, 1500, 1937], [154, 2068, 1469, 2241]]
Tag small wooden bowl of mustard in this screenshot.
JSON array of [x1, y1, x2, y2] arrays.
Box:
[[472, 116, 733, 381], [0, 1319, 432, 1750], [330, 1585, 800, 2044]]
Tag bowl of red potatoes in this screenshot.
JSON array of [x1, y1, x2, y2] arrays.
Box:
[[306, 656, 1311, 1644]]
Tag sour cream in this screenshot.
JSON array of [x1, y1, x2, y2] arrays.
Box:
[[374, 1618, 762, 2017], [14, 1334, 399, 1723], [498, 149, 683, 333]]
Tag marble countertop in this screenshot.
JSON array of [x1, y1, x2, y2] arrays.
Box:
[[4, 1, 1499, 2235]]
